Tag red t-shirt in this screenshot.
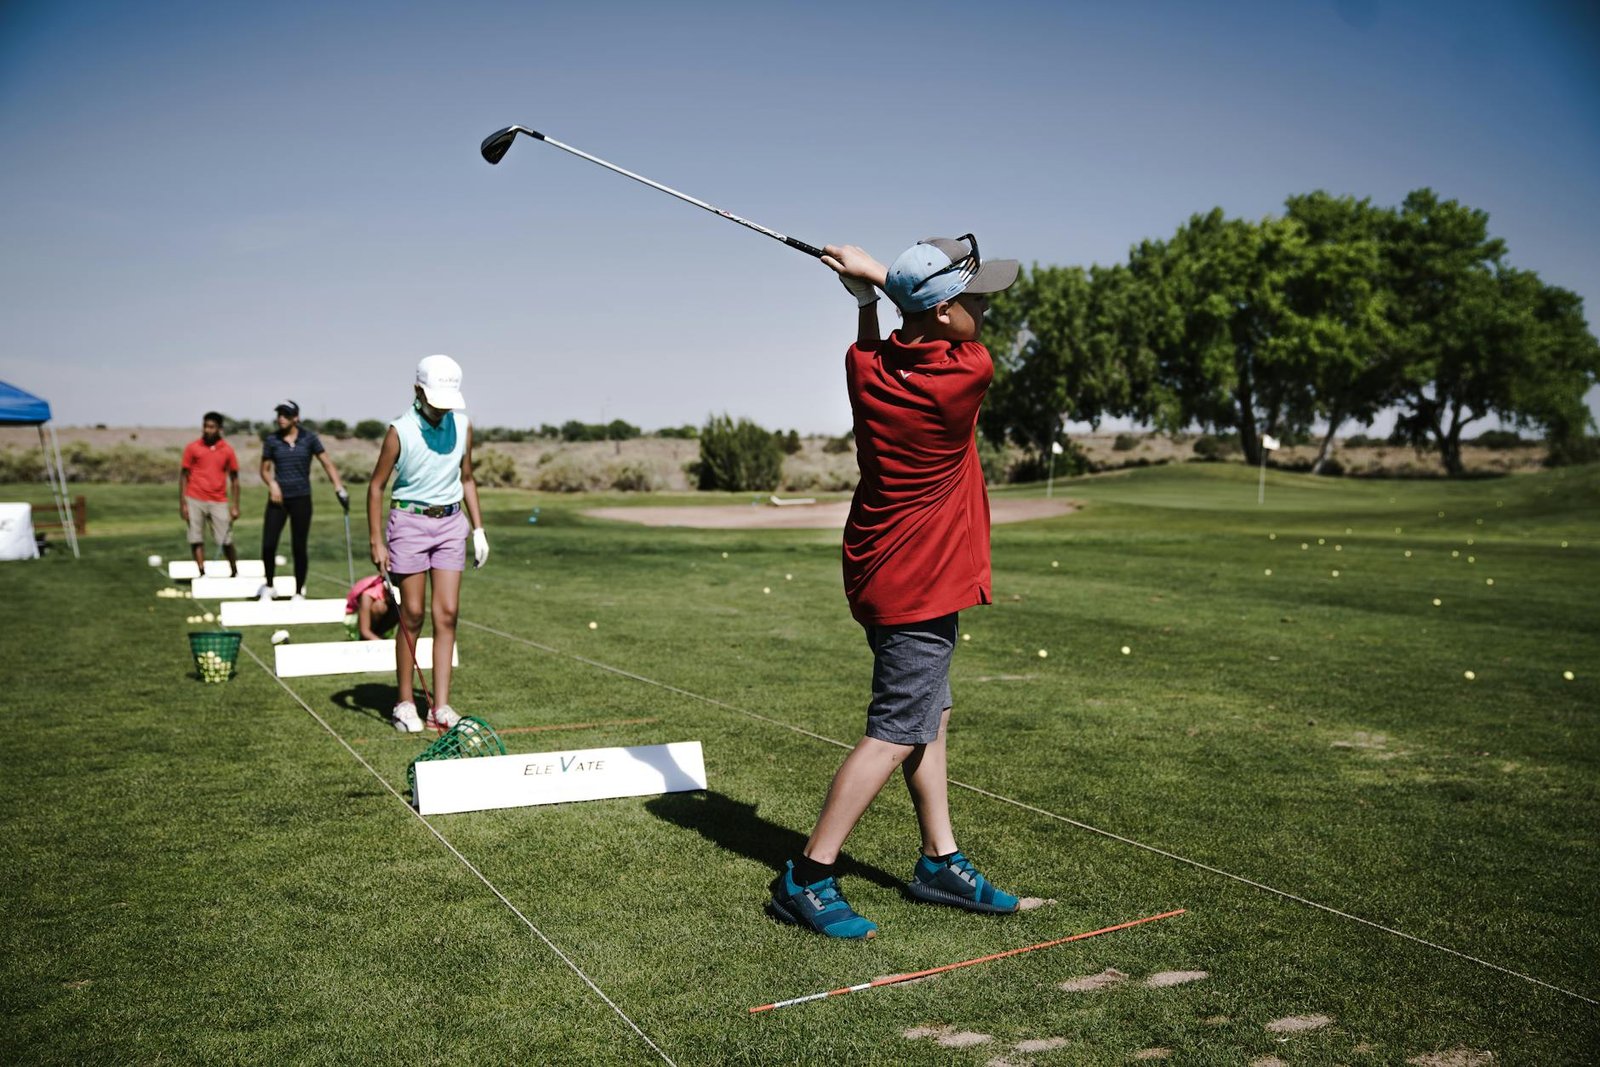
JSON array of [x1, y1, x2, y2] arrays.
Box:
[[842, 333, 993, 625], [181, 438, 239, 502]]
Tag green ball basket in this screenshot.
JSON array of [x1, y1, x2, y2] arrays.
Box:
[[189, 630, 243, 683], [407, 716, 505, 796]]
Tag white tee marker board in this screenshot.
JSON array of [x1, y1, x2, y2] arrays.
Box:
[[221, 598, 346, 627], [168, 559, 266, 579], [412, 741, 706, 815], [192, 575, 296, 599], [273, 637, 455, 678]]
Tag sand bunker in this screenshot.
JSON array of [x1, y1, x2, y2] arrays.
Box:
[[584, 497, 1076, 529]]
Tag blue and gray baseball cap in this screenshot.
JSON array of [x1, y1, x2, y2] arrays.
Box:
[[883, 235, 1019, 313]]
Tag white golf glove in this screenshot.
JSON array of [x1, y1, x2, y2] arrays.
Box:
[[472, 527, 489, 568], [838, 274, 880, 307]]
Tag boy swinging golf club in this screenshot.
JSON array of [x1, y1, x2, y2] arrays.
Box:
[[367, 355, 488, 732], [766, 235, 1022, 938]]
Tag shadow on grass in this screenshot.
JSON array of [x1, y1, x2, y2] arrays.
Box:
[[644, 790, 903, 891], [331, 682, 401, 725]]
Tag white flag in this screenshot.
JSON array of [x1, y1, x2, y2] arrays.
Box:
[[1261, 433, 1281, 451], [1051, 441, 1065, 455]]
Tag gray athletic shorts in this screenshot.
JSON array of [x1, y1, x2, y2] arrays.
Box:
[[185, 497, 233, 546], [863, 613, 958, 745]]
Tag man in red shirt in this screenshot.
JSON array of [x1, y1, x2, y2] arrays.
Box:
[[767, 236, 1021, 939], [180, 411, 242, 576]]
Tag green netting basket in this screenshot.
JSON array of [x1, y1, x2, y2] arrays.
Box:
[[407, 717, 505, 796], [189, 630, 243, 684]]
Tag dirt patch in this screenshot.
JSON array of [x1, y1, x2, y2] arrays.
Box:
[[1016, 896, 1056, 911], [903, 1026, 947, 1040], [1013, 1037, 1070, 1053], [1059, 967, 1128, 992], [1144, 970, 1209, 988], [1331, 731, 1389, 750], [1248, 1058, 1288, 1067], [1266, 1013, 1334, 1034], [1132, 1049, 1172, 1061], [1406, 1050, 1495, 1066], [937, 1031, 993, 1048], [583, 497, 1077, 530]]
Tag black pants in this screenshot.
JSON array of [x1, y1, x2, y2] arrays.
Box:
[[262, 495, 312, 593]]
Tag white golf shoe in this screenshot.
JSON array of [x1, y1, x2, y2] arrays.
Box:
[[427, 704, 461, 731], [256, 583, 276, 601], [392, 701, 423, 733]]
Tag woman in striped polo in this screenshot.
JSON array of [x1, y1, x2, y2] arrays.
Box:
[[367, 355, 488, 733]]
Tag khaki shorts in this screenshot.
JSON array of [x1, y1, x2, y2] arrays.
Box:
[[186, 498, 233, 546]]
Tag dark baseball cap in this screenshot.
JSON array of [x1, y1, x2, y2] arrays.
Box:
[[274, 400, 300, 417]]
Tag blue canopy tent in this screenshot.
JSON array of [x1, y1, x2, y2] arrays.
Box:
[[0, 381, 79, 558]]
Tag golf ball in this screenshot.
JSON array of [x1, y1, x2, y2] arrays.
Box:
[[1466, 538, 1474, 546], [1334, 544, 1342, 552], [1264, 568, 1272, 576], [275, 554, 287, 566], [1120, 645, 1131, 655], [762, 587, 771, 594], [270, 629, 290, 645], [785, 574, 793, 581], [1563, 671, 1575, 681], [1037, 649, 1048, 659], [1463, 670, 1476, 681], [148, 554, 163, 568], [1345, 528, 1352, 535], [1300, 543, 1309, 551], [1268, 534, 1276, 541], [1560, 541, 1568, 548], [1432, 598, 1442, 607], [1404, 550, 1412, 558], [961, 633, 971, 642], [721, 552, 728, 559], [1395, 527, 1403, 534], [1318, 538, 1325, 545], [1451, 550, 1460, 559], [1330, 570, 1340, 578], [203, 612, 214, 623], [1485, 578, 1494, 586], [1051, 560, 1059, 568], [1437, 511, 1445, 518]]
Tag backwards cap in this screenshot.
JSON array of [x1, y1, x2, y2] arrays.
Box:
[[883, 235, 1019, 313]]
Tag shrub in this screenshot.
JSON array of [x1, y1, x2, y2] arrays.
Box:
[[1545, 434, 1600, 467], [781, 429, 803, 455], [697, 414, 783, 491], [822, 432, 854, 454], [608, 461, 663, 492], [1112, 432, 1140, 452], [1192, 433, 1240, 460], [473, 448, 521, 488], [0, 446, 46, 481], [320, 418, 350, 439], [353, 419, 387, 441], [656, 425, 699, 440], [1471, 429, 1526, 450], [1342, 433, 1377, 448], [535, 453, 609, 492], [977, 436, 1009, 486]]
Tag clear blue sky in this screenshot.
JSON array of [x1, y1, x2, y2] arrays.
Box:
[[2, 0, 1596, 434]]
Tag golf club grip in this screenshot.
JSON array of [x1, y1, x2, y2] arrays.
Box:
[[784, 236, 825, 258]]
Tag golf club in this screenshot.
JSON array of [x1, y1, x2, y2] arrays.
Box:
[[480, 125, 824, 258], [384, 574, 436, 722], [342, 512, 355, 586]]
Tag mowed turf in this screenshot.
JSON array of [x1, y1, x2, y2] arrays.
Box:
[[2, 464, 1596, 1065]]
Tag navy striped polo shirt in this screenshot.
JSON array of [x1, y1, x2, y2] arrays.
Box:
[[261, 428, 324, 499]]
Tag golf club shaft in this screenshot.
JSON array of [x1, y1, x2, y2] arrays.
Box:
[[482, 126, 824, 258], [385, 575, 435, 711], [342, 513, 355, 586]]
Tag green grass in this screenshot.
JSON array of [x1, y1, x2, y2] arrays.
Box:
[[3, 464, 1597, 1064]]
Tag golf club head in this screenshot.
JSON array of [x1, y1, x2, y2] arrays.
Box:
[[481, 125, 542, 164]]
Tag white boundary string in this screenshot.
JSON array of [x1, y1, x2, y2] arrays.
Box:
[[233, 639, 679, 1065], [456, 615, 1598, 1008]]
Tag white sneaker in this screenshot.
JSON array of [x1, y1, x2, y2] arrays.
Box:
[[291, 591, 305, 601], [257, 583, 276, 601], [392, 701, 423, 733], [427, 704, 461, 731]]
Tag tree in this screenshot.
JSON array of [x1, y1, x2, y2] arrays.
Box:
[[353, 419, 386, 441], [696, 415, 783, 491], [1279, 192, 1394, 473], [320, 418, 350, 439]]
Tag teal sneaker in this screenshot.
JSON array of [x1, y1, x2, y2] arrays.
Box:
[[907, 851, 1018, 914], [766, 862, 878, 939]]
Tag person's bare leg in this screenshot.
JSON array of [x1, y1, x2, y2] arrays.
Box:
[[190, 543, 206, 570], [429, 568, 462, 707], [803, 737, 916, 864], [901, 708, 957, 857], [223, 541, 239, 577], [395, 572, 428, 706]]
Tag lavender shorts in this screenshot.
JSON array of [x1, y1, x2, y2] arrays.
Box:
[[385, 507, 468, 574]]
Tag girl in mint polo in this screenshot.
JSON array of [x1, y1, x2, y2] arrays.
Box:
[[366, 355, 488, 733]]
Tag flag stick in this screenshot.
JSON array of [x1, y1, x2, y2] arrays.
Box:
[[748, 908, 1185, 1014]]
